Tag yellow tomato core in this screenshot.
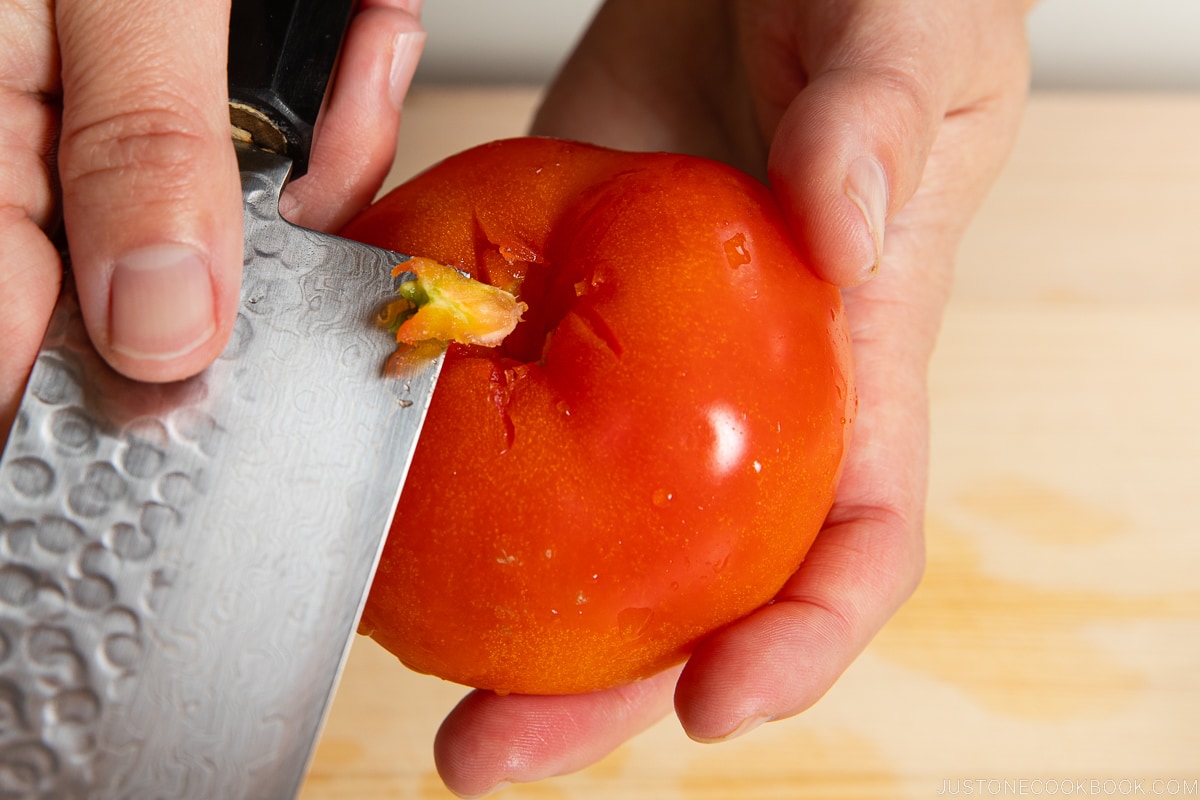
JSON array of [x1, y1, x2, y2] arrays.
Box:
[[381, 257, 527, 349]]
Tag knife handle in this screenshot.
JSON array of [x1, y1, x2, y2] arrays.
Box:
[[228, 0, 356, 177]]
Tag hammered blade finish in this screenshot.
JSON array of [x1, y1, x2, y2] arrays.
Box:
[[0, 145, 440, 799]]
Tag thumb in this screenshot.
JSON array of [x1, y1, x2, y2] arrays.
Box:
[[57, 0, 242, 382], [766, 14, 950, 288]]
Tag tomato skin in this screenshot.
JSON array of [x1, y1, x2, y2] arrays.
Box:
[[344, 138, 854, 695]]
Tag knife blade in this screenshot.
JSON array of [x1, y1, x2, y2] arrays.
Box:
[[0, 1, 439, 797]]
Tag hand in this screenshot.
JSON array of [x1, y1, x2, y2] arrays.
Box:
[[433, 0, 1032, 795], [0, 0, 425, 440]]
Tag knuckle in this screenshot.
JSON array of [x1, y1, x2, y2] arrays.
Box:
[[0, 116, 59, 229], [60, 106, 214, 196], [870, 64, 943, 131]]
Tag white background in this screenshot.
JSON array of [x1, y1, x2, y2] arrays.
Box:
[[413, 0, 1200, 90]]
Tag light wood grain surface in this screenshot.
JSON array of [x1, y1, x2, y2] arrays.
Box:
[[299, 90, 1200, 799]]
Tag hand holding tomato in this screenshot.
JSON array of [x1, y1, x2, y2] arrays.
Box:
[[349, 136, 855, 696], [429, 1, 1033, 796]]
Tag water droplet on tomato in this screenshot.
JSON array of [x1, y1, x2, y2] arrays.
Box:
[[618, 607, 653, 638], [652, 488, 673, 507], [723, 232, 751, 269]]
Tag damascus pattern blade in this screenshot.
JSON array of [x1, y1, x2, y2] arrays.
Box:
[[0, 145, 439, 799]]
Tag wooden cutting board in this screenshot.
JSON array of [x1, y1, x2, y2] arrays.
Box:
[[299, 90, 1200, 799]]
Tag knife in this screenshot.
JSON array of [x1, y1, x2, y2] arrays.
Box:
[[0, 1, 440, 797]]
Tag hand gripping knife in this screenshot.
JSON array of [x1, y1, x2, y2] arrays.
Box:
[[0, 1, 438, 796]]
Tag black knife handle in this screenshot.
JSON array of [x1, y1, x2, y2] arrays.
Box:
[[228, 0, 356, 177]]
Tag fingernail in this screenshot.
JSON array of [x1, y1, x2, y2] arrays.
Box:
[[691, 713, 771, 744], [844, 155, 888, 282], [109, 244, 216, 361], [389, 31, 426, 111], [277, 191, 301, 222]]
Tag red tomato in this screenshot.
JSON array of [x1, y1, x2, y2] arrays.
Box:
[[343, 137, 854, 695]]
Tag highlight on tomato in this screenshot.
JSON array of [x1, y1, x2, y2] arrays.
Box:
[[343, 137, 855, 695]]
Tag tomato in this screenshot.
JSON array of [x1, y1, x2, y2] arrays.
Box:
[[343, 137, 854, 695]]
